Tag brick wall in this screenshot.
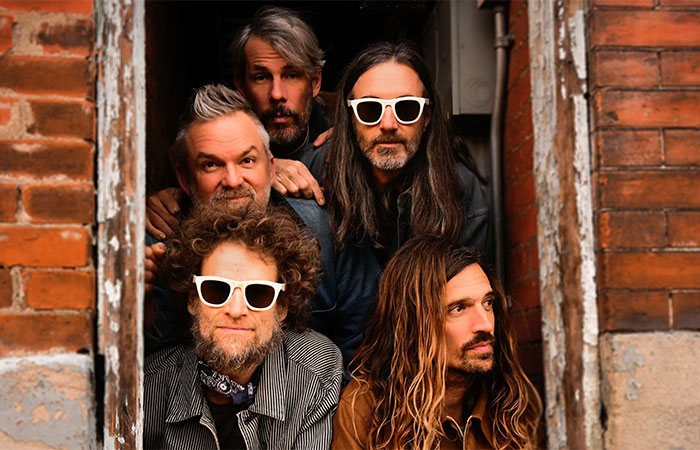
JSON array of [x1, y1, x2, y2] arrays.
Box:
[[503, 0, 543, 383], [589, 1, 700, 447], [0, 1, 96, 446], [589, 0, 700, 334]]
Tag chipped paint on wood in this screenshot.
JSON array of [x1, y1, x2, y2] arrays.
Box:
[[529, 0, 601, 448], [96, 0, 146, 448]]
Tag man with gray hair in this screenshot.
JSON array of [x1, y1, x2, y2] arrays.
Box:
[[146, 84, 379, 367], [146, 6, 329, 237]]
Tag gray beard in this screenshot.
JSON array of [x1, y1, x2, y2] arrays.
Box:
[[191, 311, 285, 374]]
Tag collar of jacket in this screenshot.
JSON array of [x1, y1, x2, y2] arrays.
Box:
[[164, 337, 290, 424]]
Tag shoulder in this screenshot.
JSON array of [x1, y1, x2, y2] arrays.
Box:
[[332, 378, 375, 449], [283, 329, 343, 384], [455, 162, 489, 218], [144, 345, 186, 377]]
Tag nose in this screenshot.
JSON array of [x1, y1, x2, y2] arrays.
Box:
[[223, 287, 248, 318], [379, 105, 398, 131], [221, 164, 244, 188], [471, 305, 495, 335], [270, 76, 286, 103]]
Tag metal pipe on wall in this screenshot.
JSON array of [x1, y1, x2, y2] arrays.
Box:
[[490, 4, 512, 283]]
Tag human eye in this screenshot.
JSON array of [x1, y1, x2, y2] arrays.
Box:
[[240, 156, 256, 166], [448, 302, 465, 315], [200, 160, 219, 172], [251, 72, 268, 83], [483, 296, 495, 311]]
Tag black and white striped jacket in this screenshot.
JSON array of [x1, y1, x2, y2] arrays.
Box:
[[144, 329, 343, 449]]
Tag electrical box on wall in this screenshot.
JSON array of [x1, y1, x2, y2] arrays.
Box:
[[423, 0, 496, 116]]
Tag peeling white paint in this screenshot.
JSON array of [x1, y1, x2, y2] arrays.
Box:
[[104, 279, 122, 310], [109, 236, 119, 252], [569, 11, 587, 82]]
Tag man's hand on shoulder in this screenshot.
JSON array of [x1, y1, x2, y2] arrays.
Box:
[[146, 187, 184, 239], [273, 158, 325, 206], [313, 127, 333, 147]]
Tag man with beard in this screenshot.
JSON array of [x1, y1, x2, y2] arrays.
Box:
[[301, 42, 490, 265], [145, 84, 379, 367], [144, 203, 343, 449], [332, 236, 542, 449], [146, 6, 329, 238]]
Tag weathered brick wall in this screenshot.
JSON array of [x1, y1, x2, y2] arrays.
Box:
[[503, 0, 543, 383], [0, 1, 96, 447], [589, 0, 700, 447]]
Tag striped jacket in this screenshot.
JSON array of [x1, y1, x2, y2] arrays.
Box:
[[144, 329, 343, 449]]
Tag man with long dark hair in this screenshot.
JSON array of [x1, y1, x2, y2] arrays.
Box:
[[332, 236, 541, 449], [302, 42, 489, 264]]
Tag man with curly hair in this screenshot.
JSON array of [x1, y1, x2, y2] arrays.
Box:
[[332, 236, 541, 450], [144, 203, 343, 449]]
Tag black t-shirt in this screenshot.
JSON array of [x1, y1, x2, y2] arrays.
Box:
[[207, 398, 247, 450]]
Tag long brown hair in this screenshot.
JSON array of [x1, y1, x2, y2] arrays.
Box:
[[324, 42, 466, 249], [350, 236, 542, 449]]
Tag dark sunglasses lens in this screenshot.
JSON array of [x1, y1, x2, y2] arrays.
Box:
[[245, 284, 276, 309], [356, 101, 383, 123], [200, 279, 231, 305], [395, 99, 421, 122]]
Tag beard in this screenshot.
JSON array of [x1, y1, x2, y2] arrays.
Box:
[[452, 331, 495, 375], [259, 94, 313, 147], [191, 307, 285, 375], [190, 183, 270, 215], [355, 127, 422, 171]]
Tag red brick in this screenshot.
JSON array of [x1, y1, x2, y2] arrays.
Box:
[[599, 291, 668, 332], [668, 212, 700, 248], [517, 344, 543, 377], [0, 104, 9, 126], [22, 183, 94, 224], [601, 252, 700, 289], [661, 51, 700, 86], [666, 130, 700, 166], [27, 100, 93, 139], [0, 226, 90, 267], [0, 1, 92, 14], [506, 70, 531, 125], [24, 269, 94, 310], [590, 11, 700, 48], [504, 137, 533, 181], [0, 313, 92, 356], [513, 309, 542, 343], [505, 173, 535, 216], [504, 103, 533, 151], [0, 267, 11, 307], [508, 39, 530, 90], [598, 211, 665, 249], [590, 51, 658, 88], [591, 0, 654, 5], [506, 241, 537, 283], [506, 205, 538, 248], [673, 292, 700, 329], [660, 0, 700, 5], [510, 278, 541, 311], [0, 14, 12, 55], [0, 140, 93, 180], [593, 91, 700, 128], [33, 18, 94, 58], [595, 130, 661, 167], [598, 171, 700, 208], [0, 183, 17, 222], [0, 56, 95, 98]]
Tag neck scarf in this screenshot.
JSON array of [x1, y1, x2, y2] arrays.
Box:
[[197, 358, 257, 408]]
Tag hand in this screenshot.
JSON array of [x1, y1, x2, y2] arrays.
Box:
[[273, 158, 325, 205], [146, 187, 185, 239], [145, 242, 166, 295], [313, 127, 334, 147]]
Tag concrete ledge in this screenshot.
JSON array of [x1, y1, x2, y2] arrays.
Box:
[[0, 353, 95, 449], [601, 331, 700, 450]]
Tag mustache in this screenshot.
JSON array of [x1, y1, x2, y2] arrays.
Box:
[[210, 186, 255, 202], [260, 105, 300, 122], [460, 331, 495, 351], [371, 132, 407, 146]]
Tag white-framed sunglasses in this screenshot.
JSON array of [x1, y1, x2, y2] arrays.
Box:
[[192, 275, 285, 311], [346, 96, 430, 126]]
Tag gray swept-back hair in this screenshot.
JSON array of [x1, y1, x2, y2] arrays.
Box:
[[229, 6, 325, 83], [170, 84, 270, 172]]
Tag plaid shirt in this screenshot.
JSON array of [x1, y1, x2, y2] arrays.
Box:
[[144, 329, 343, 449]]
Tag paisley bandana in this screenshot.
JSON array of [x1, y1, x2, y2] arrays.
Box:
[[197, 358, 257, 408]]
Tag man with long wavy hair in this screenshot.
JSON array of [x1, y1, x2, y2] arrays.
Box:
[[332, 236, 542, 449], [301, 42, 489, 265]]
